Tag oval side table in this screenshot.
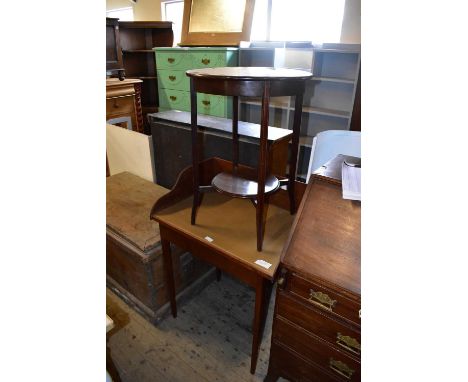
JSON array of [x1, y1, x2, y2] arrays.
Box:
[[186, 67, 312, 251]]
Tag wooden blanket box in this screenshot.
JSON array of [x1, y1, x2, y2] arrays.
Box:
[[106, 172, 214, 324]]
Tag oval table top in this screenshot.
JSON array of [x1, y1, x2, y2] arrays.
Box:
[[186, 66, 312, 81]]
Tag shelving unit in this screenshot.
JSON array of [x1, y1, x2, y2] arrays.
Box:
[[118, 21, 174, 133], [238, 43, 361, 181]]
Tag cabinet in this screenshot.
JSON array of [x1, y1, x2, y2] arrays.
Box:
[[117, 21, 174, 132], [106, 17, 123, 72], [265, 167, 361, 381], [239, 43, 361, 181], [106, 78, 143, 133], [153, 47, 238, 118]]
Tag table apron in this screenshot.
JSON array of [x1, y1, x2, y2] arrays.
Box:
[[159, 223, 260, 287]]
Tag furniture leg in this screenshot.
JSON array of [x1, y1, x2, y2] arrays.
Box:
[[216, 268, 222, 282], [256, 82, 270, 251], [232, 95, 239, 174], [161, 237, 177, 318], [190, 78, 200, 225], [288, 91, 304, 214], [251, 276, 271, 374]]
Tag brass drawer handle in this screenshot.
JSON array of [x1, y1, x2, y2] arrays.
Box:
[[167, 57, 175, 63], [169, 95, 177, 101], [329, 358, 355, 380], [308, 289, 336, 312], [169, 75, 176, 81], [202, 100, 211, 106], [336, 333, 361, 355], [201, 58, 210, 65]]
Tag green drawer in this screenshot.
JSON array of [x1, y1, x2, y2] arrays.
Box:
[[159, 89, 190, 112], [190, 52, 229, 69], [197, 93, 226, 118], [158, 70, 189, 91], [155, 51, 192, 70]]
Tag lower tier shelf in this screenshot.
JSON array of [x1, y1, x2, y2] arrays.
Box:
[[211, 172, 280, 198]]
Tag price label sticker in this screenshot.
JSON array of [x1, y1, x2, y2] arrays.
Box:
[[255, 259, 272, 269]]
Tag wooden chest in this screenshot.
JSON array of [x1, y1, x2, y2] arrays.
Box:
[[265, 176, 361, 381], [106, 172, 214, 323]]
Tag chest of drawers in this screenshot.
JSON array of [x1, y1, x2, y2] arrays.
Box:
[[153, 47, 238, 118], [265, 176, 361, 382]]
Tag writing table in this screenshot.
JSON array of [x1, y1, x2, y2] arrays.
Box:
[[151, 157, 306, 374]]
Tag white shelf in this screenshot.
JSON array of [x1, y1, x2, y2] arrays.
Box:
[[302, 106, 350, 119], [311, 76, 354, 84]]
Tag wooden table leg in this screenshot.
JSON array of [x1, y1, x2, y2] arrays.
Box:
[[256, 82, 270, 252], [161, 237, 177, 318], [251, 275, 272, 374], [288, 91, 304, 214], [232, 95, 239, 174], [190, 78, 200, 225]]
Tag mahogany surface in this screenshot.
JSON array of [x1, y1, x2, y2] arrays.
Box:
[[211, 172, 279, 198], [188, 67, 311, 251], [265, 165, 361, 382], [150, 157, 306, 375]]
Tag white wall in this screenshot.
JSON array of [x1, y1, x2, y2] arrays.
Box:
[[341, 0, 361, 43], [107, 0, 162, 21]]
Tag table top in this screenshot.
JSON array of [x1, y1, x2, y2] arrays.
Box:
[[186, 67, 313, 81], [282, 176, 361, 295], [154, 192, 296, 279]]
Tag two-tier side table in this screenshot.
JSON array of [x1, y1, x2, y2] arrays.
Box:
[[186, 67, 312, 251]]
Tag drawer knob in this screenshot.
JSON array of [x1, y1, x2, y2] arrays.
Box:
[[329, 358, 355, 380], [167, 57, 175, 63], [308, 289, 336, 312], [169, 75, 176, 81], [202, 100, 211, 106], [201, 58, 210, 65], [336, 333, 361, 355], [170, 95, 177, 101]]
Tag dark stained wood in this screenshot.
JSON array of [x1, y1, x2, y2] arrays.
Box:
[[161, 236, 177, 318], [265, 170, 361, 381], [150, 176, 304, 374], [117, 21, 173, 133], [350, 68, 361, 132], [212, 172, 279, 198], [232, 95, 239, 171], [188, 68, 310, 252], [106, 18, 123, 71]]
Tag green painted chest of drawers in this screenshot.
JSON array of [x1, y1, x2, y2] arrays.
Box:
[[153, 47, 238, 118]]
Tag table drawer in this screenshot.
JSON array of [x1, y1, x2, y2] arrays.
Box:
[[197, 93, 226, 117], [158, 89, 190, 111], [275, 316, 361, 381], [106, 95, 135, 115], [156, 51, 192, 70], [158, 69, 189, 91], [276, 291, 361, 358], [286, 272, 360, 325]]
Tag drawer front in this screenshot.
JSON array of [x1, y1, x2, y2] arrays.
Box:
[[270, 341, 341, 382], [158, 89, 190, 112], [276, 291, 361, 358], [197, 93, 226, 117], [158, 69, 190, 91], [106, 95, 134, 115], [287, 272, 361, 325], [156, 51, 192, 70], [275, 317, 361, 381], [190, 52, 229, 69]]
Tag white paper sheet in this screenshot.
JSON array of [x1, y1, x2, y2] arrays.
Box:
[[342, 163, 361, 201]]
